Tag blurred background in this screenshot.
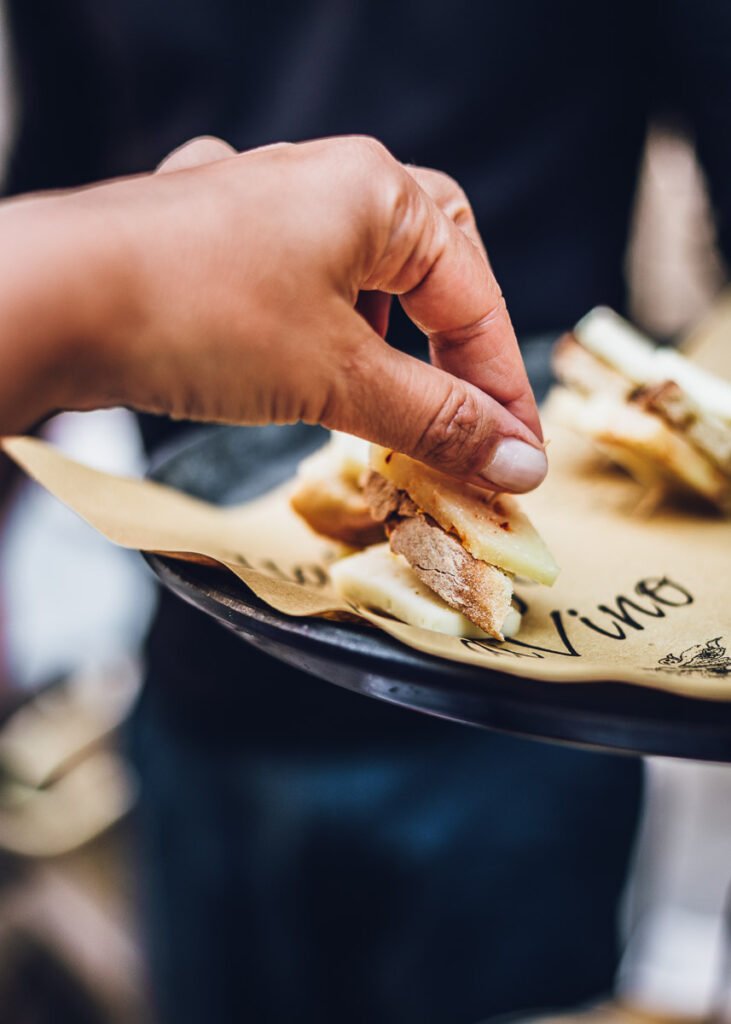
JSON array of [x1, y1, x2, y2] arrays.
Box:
[[0, 2, 728, 1022]]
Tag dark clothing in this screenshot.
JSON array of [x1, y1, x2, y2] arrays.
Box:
[[6, 1, 731, 1020], [131, 678, 639, 1024], [7, 1, 650, 336]]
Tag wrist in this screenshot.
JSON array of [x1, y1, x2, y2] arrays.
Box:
[[0, 188, 139, 432]]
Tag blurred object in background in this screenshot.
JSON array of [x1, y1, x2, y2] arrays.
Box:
[[628, 124, 726, 340], [625, 147, 731, 1024], [0, 0, 15, 188], [0, 663, 140, 855], [0, 409, 156, 694], [0, 405, 156, 1022], [618, 758, 731, 1020], [0, 664, 152, 1024], [684, 288, 731, 378]]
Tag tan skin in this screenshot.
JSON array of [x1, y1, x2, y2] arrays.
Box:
[[0, 135, 547, 493]]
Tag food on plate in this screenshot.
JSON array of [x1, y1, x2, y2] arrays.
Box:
[[551, 306, 731, 511], [290, 431, 385, 546], [355, 446, 559, 641], [292, 428, 557, 641], [329, 542, 522, 639]]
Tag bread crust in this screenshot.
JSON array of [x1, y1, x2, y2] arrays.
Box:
[[552, 332, 630, 398], [388, 515, 513, 640], [362, 470, 513, 639]]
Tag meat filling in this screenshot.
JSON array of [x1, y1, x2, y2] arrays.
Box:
[[363, 471, 513, 639]]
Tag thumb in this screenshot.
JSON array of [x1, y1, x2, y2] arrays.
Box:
[[322, 311, 547, 494]]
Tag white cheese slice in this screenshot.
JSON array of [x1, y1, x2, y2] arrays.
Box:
[[549, 386, 731, 506], [575, 307, 731, 423], [329, 543, 521, 638]]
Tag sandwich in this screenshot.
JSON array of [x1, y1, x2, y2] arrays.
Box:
[[329, 542, 523, 639], [290, 431, 385, 547], [331, 446, 559, 641], [551, 306, 731, 511]]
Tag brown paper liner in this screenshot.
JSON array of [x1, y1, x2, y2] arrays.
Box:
[[4, 419, 731, 701], [5, 295, 731, 700]]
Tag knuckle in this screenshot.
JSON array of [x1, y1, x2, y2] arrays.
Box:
[[186, 134, 232, 152], [351, 135, 393, 165], [435, 168, 465, 198], [420, 167, 472, 216], [430, 173, 476, 231], [158, 135, 235, 172], [332, 135, 396, 180], [346, 143, 414, 283], [448, 194, 473, 226], [414, 386, 488, 473], [432, 294, 509, 353], [445, 193, 474, 230]]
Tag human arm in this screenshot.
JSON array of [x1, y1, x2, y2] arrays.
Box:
[[0, 135, 547, 492]]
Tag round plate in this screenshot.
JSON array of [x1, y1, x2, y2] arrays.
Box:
[[146, 425, 731, 762]]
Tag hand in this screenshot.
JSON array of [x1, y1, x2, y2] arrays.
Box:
[[0, 136, 546, 492]]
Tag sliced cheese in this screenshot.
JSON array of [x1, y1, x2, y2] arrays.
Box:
[[329, 543, 521, 638], [369, 447, 559, 586], [550, 386, 731, 508], [575, 307, 731, 423]]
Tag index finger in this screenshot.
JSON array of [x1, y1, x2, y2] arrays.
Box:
[[404, 165, 487, 260], [390, 167, 543, 441]]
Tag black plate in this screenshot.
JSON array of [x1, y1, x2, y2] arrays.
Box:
[[146, 424, 731, 762]]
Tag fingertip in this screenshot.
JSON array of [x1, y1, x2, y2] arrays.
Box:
[[477, 438, 548, 493], [505, 390, 544, 443]]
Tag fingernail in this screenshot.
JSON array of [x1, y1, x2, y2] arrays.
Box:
[[479, 439, 547, 492]]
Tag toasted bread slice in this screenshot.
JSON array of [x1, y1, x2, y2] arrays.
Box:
[[630, 380, 731, 476], [329, 542, 521, 639], [553, 328, 731, 476], [363, 470, 517, 638], [369, 447, 559, 585], [290, 471, 383, 546], [552, 332, 630, 399], [360, 471, 509, 638], [290, 433, 384, 546], [387, 514, 514, 639]]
